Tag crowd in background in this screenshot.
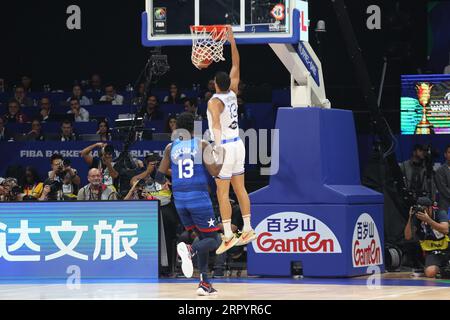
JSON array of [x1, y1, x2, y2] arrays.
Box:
[[0, 74, 248, 142], [0, 74, 249, 277]]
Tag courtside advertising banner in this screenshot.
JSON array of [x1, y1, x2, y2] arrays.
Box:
[[0, 201, 159, 281]]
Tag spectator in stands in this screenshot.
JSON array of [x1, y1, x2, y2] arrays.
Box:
[[14, 85, 34, 107], [165, 114, 177, 134], [163, 83, 186, 104], [131, 82, 146, 105], [66, 85, 92, 106], [60, 120, 78, 142], [435, 145, 450, 212], [143, 95, 164, 121], [203, 79, 215, 103], [128, 153, 179, 273], [87, 74, 103, 94], [4, 99, 27, 124], [77, 168, 118, 200], [38, 97, 55, 122], [21, 166, 43, 201], [67, 98, 89, 122], [0, 117, 12, 141], [184, 98, 204, 120], [0, 78, 5, 93], [40, 153, 80, 201], [21, 76, 32, 92], [96, 120, 112, 142], [99, 84, 124, 105], [59, 158, 80, 200], [81, 143, 119, 188], [25, 119, 45, 141]]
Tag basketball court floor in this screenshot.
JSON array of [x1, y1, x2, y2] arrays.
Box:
[[1, 273, 450, 300]]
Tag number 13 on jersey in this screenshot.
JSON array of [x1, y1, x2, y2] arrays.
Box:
[[178, 159, 194, 178]]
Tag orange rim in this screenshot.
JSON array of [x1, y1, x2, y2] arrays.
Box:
[[190, 25, 228, 40], [190, 25, 227, 32]]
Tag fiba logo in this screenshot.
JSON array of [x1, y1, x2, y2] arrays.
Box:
[[154, 8, 166, 21]]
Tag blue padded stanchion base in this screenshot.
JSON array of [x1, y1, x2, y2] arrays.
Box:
[[248, 107, 384, 277]]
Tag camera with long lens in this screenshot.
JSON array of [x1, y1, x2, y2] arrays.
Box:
[[10, 185, 21, 198], [1, 178, 20, 201], [411, 204, 427, 216], [134, 179, 148, 199], [49, 180, 63, 194], [44, 178, 63, 200], [410, 197, 433, 229]]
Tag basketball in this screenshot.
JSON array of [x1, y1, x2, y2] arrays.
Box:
[[192, 47, 212, 69]]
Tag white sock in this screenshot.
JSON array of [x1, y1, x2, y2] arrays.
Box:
[[223, 220, 233, 239], [243, 215, 252, 232]]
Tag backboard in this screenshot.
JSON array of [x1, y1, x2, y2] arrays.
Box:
[[142, 0, 309, 46]]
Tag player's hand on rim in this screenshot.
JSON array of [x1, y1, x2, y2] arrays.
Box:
[[226, 25, 235, 43]]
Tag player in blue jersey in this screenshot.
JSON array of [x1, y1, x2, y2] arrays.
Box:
[[156, 112, 225, 296]]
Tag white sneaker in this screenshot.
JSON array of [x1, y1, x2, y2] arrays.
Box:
[[177, 242, 194, 278], [236, 229, 258, 246], [216, 234, 240, 255]]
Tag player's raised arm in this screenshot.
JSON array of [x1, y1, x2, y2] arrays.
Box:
[[227, 25, 240, 94]]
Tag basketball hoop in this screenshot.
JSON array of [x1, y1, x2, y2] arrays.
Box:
[[190, 25, 228, 69]]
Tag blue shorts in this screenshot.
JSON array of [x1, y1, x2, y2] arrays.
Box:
[[173, 191, 220, 233]]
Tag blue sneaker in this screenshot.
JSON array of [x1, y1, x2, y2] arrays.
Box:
[[196, 281, 218, 296]]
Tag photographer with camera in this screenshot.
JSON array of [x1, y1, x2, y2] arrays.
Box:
[[0, 177, 22, 202], [404, 197, 449, 278], [39, 154, 80, 201], [81, 143, 119, 189], [126, 152, 179, 276], [124, 178, 155, 201], [77, 168, 118, 201]]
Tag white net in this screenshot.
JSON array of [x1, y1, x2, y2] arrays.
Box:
[[190, 25, 228, 69]]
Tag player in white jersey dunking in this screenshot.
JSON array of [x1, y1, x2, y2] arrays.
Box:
[[207, 26, 257, 254]]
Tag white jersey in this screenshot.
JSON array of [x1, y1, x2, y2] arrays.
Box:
[[207, 91, 240, 142]]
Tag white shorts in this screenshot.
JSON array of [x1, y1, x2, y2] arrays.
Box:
[[217, 138, 246, 180]]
